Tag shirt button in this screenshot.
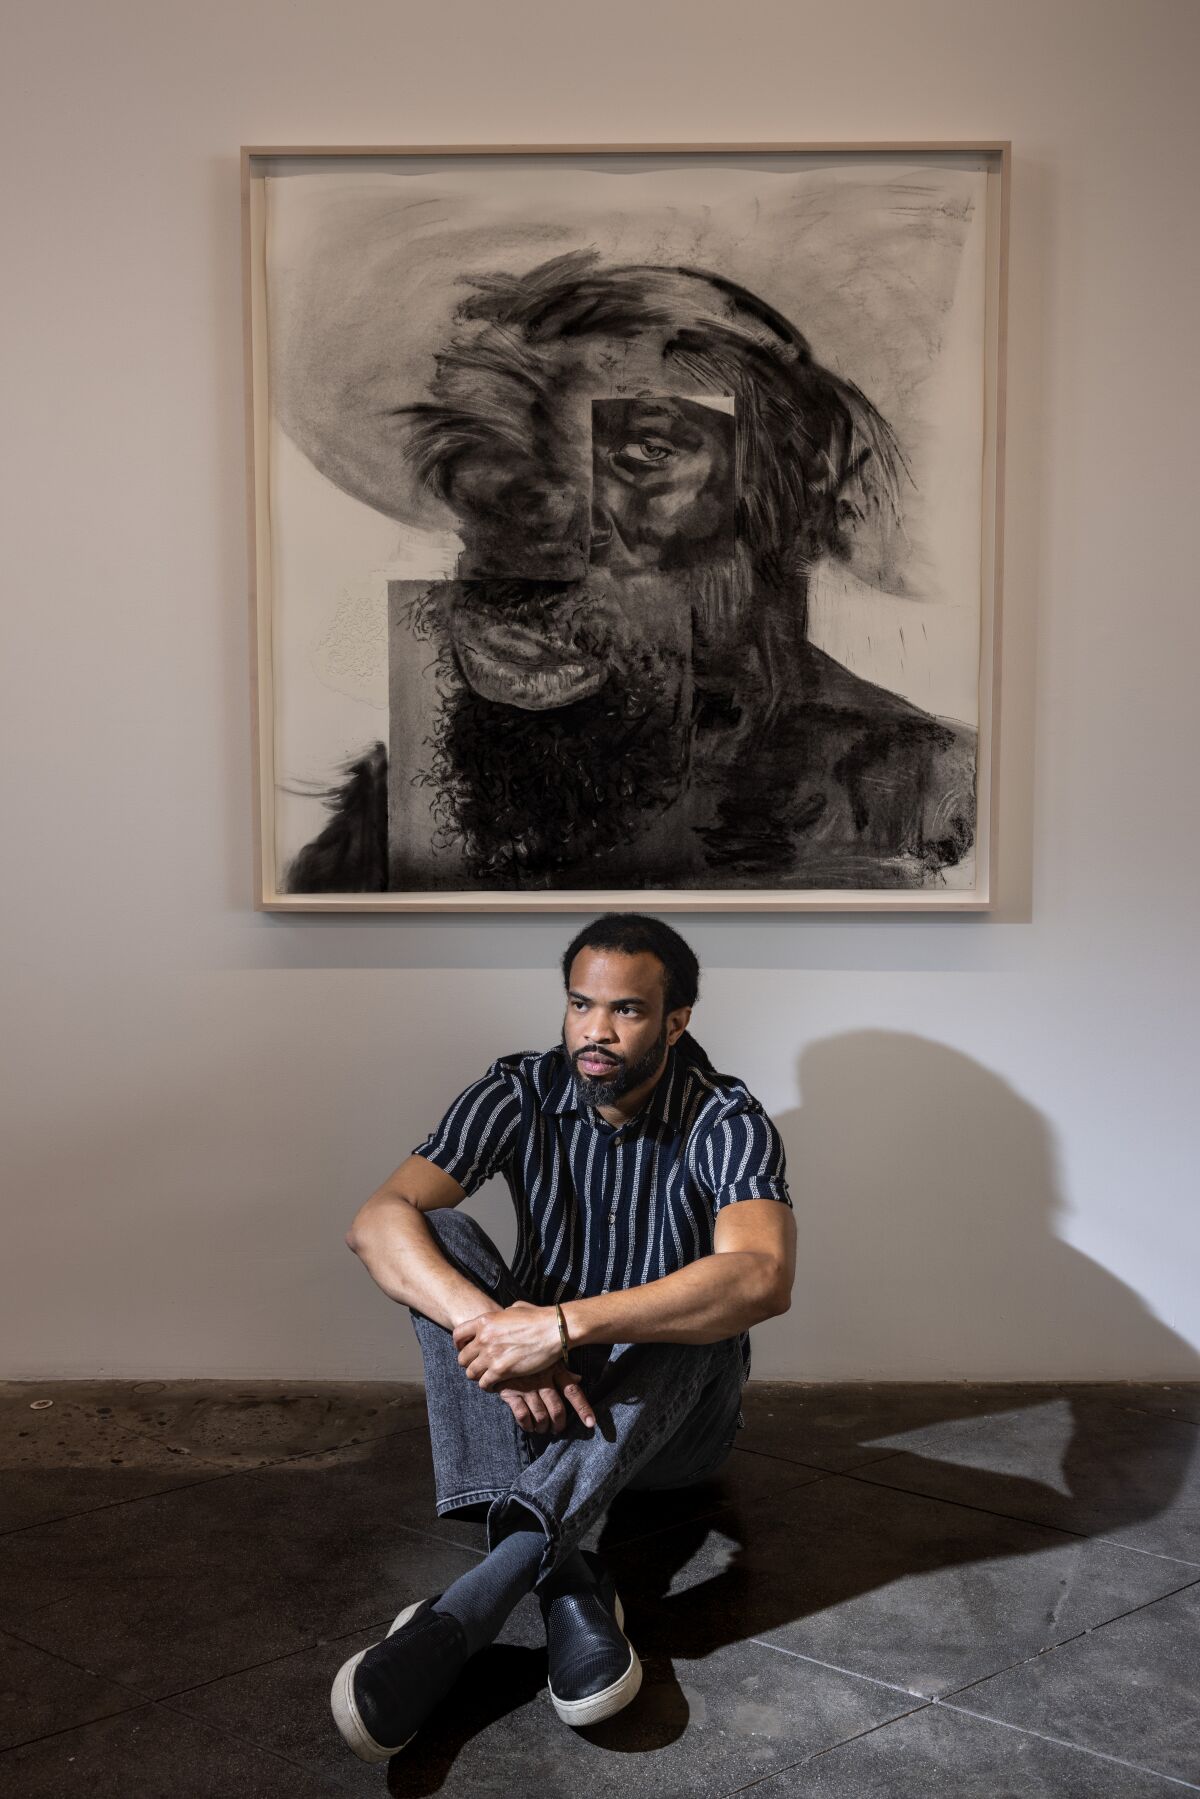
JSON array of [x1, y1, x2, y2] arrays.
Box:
[[607, 1212, 616, 1224]]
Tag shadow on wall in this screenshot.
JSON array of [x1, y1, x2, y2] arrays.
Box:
[[553, 1034, 1200, 1753], [760, 1030, 1197, 1381]]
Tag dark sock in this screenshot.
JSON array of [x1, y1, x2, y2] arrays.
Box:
[[540, 1545, 594, 1599], [431, 1523, 545, 1658]]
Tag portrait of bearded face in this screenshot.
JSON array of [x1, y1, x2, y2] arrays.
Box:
[[285, 254, 977, 895]]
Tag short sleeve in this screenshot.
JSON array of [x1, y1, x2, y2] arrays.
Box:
[[411, 1064, 523, 1197], [701, 1106, 792, 1214]]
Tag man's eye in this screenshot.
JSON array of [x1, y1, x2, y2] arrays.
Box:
[[618, 438, 674, 465]]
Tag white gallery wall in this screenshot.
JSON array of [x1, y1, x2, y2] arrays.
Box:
[[1, 0, 1197, 1381]]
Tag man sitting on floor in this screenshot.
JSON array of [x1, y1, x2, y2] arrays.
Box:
[[332, 911, 797, 1762]]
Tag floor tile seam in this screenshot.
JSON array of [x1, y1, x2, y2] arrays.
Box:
[[836, 1448, 918, 1471], [0, 1464, 265, 1539], [603, 1498, 736, 1551], [1116, 1405, 1200, 1432], [605, 1472, 835, 1553], [0, 1424, 437, 1542], [1090, 1533, 1200, 1570], [740, 1573, 1200, 1719], [0, 1590, 90, 1626], [2, 1595, 439, 1718], [932, 1630, 1097, 1703], [0, 1550, 467, 1679], [1038, 1393, 1200, 1433], [0, 1698, 168, 1762], [726, 1453, 838, 1491], [150, 1616, 400, 1706], [1064, 1568, 1200, 1636], [934, 1697, 1200, 1790], [9, 1615, 424, 1741], [0, 1638, 155, 1756], [802, 1699, 937, 1765], [830, 1463, 1174, 1550], [0, 1621, 159, 1696], [719, 1698, 935, 1795], [0, 1698, 150, 1758], [390, 1516, 488, 1558], [138, 1696, 323, 1778], [745, 1635, 928, 1700], [718, 1462, 839, 1507], [944, 1568, 1200, 1694], [735, 1443, 901, 1475]]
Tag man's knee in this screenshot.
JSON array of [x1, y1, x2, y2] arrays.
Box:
[[424, 1204, 507, 1286], [424, 1204, 474, 1244]]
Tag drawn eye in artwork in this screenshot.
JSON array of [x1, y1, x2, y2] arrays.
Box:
[[618, 436, 672, 464], [589, 397, 736, 572]]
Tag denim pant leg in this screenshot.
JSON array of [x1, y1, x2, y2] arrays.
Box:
[[485, 1330, 744, 1588], [409, 1207, 542, 1517], [624, 1333, 745, 1492], [413, 1208, 744, 1590]]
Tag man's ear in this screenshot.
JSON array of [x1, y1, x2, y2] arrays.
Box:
[[666, 1006, 692, 1046]]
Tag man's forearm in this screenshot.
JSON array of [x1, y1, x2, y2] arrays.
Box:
[[561, 1250, 786, 1349], [346, 1199, 498, 1330]]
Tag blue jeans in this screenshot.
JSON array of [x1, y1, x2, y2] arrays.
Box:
[[409, 1208, 746, 1590]]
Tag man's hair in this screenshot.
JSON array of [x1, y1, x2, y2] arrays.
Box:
[[561, 913, 701, 1015]]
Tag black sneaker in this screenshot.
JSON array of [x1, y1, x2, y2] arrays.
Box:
[[539, 1550, 643, 1727], [330, 1594, 469, 1762]]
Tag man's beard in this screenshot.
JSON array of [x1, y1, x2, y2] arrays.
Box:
[[563, 1018, 670, 1108]]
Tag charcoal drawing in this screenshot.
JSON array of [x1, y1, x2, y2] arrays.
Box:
[[263, 161, 988, 897]]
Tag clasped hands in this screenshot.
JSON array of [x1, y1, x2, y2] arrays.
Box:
[[452, 1301, 595, 1436]]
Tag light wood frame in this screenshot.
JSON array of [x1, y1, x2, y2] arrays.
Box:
[[243, 142, 1010, 913]]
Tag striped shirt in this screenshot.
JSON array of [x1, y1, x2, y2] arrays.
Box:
[[412, 1030, 792, 1382]]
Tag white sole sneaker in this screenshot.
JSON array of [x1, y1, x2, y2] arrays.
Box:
[[329, 1597, 427, 1763], [548, 1592, 644, 1728]]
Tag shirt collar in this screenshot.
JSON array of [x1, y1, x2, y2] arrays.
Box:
[[548, 1037, 694, 1135]]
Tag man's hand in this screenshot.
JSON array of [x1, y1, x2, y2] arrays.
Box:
[[496, 1362, 595, 1435], [453, 1300, 565, 1388], [452, 1302, 595, 1432]]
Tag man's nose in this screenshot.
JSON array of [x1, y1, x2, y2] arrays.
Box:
[[589, 499, 641, 569], [584, 1012, 617, 1041], [506, 477, 579, 538]]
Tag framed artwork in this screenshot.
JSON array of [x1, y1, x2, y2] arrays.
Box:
[[243, 142, 1008, 912]]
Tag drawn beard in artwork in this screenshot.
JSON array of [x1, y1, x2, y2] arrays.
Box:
[[421, 577, 692, 883], [286, 255, 976, 893]]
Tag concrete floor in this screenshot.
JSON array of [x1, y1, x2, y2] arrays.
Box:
[[1, 1380, 1198, 1796]]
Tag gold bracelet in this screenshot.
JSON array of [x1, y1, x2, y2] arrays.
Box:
[[554, 1302, 571, 1363]]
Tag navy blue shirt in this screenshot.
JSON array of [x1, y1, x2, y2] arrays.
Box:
[[412, 1030, 792, 1381]]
